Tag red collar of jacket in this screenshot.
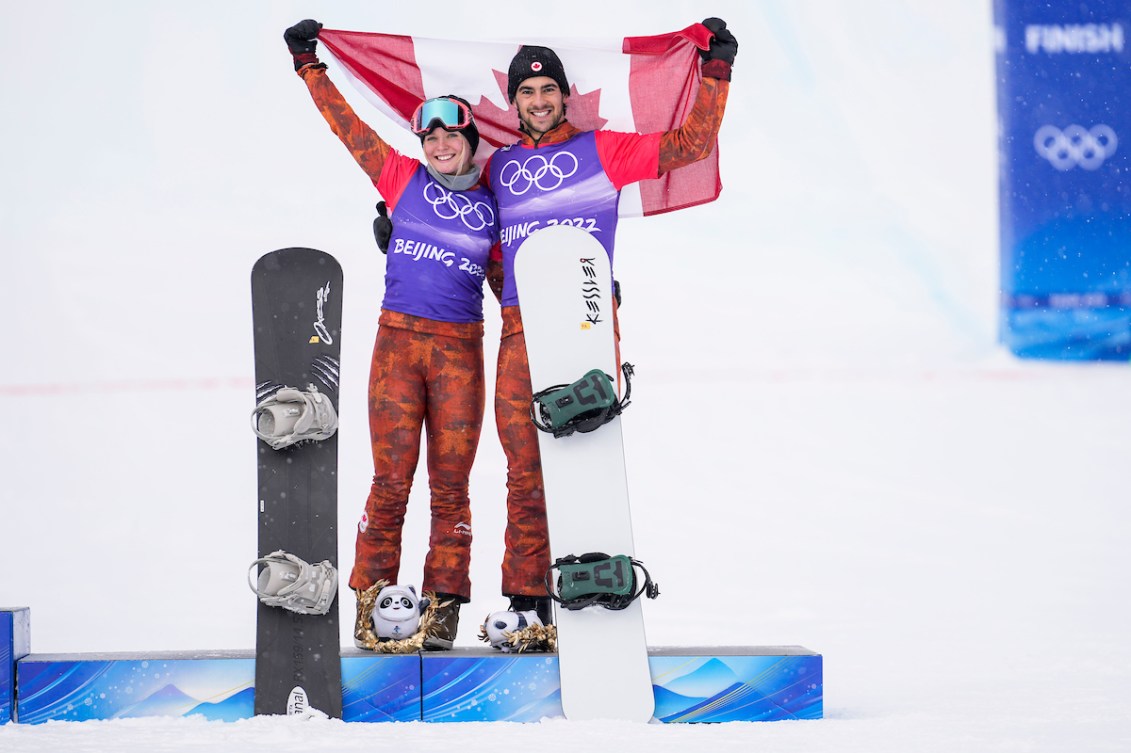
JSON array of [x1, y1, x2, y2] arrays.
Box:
[[518, 119, 584, 147]]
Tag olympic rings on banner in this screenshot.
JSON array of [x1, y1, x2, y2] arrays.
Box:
[[1033, 124, 1118, 171], [423, 183, 496, 231], [497, 151, 580, 195]]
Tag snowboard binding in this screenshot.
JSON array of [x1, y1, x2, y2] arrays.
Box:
[[530, 363, 634, 438], [248, 550, 339, 616], [251, 383, 339, 450], [545, 552, 659, 611]]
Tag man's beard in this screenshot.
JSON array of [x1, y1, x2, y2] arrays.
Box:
[[520, 103, 568, 136]]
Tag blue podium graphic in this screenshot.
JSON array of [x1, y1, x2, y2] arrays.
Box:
[[13, 646, 822, 724], [16, 653, 256, 724]]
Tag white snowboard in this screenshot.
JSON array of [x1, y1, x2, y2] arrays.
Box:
[[514, 224, 654, 723]]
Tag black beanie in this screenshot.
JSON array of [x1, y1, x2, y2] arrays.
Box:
[[507, 46, 570, 103], [416, 94, 481, 156]]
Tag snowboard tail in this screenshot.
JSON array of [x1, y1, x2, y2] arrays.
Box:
[[251, 247, 343, 717]]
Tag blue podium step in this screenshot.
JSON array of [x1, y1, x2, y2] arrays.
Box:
[[1, 608, 31, 725], [421, 646, 822, 723], [4, 609, 821, 724], [12, 645, 821, 724]]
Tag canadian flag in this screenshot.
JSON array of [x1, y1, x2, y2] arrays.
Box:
[[318, 24, 720, 217]]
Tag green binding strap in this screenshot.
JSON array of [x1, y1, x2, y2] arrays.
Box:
[[530, 363, 634, 438], [545, 552, 660, 611]]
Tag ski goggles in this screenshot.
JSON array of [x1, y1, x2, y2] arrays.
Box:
[[410, 96, 473, 135]]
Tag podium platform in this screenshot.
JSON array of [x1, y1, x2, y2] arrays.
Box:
[[4, 609, 822, 724], [1, 608, 30, 724]]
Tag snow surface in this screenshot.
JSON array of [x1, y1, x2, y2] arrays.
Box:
[[3, 1, 1130, 751]]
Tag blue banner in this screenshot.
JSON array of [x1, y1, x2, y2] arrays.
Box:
[[994, 1, 1131, 359]]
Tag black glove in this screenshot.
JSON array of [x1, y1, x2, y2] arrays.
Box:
[[284, 19, 322, 54], [285, 19, 324, 70], [373, 201, 393, 253], [700, 18, 738, 67]]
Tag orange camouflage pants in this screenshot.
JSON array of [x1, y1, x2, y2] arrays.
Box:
[[350, 315, 484, 601], [495, 310, 549, 597]]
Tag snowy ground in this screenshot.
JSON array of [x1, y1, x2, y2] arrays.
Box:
[[3, 1, 1130, 751]]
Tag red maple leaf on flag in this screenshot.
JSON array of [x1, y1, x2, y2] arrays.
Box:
[[471, 69, 610, 150]]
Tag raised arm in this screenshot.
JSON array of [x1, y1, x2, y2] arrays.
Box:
[[284, 19, 394, 182], [657, 18, 737, 174]]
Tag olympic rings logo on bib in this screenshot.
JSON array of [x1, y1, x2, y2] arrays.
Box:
[[497, 151, 580, 195], [423, 183, 496, 231], [1033, 124, 1118, 171]]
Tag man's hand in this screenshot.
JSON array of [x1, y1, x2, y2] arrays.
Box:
[[699, 18, 737, 80], [701, 18, 737, 64], [373, 201, 393, 254]]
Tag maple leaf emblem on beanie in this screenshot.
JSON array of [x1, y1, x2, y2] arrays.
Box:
[[507, 45, 570, 102]]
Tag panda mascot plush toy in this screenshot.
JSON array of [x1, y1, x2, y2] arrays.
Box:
[[480, 609, 556, 653], [371, 584, 430, 641], [482, 609, 542, 649]]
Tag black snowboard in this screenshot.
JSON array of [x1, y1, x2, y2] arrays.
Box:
[[251, 247, 343, 717]]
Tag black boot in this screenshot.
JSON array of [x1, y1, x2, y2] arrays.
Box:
[[508, 594, 554, 626], [423, 594, 461, 650]]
